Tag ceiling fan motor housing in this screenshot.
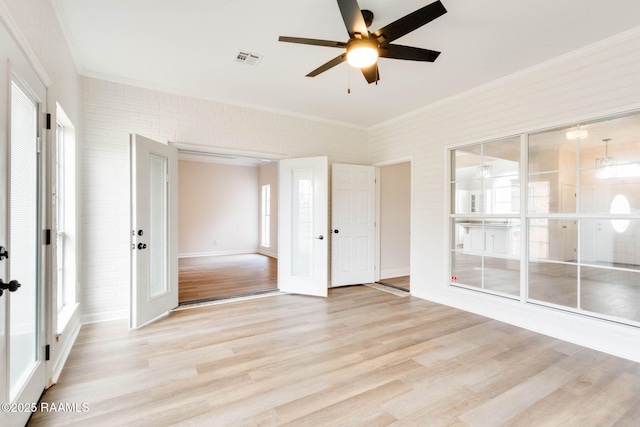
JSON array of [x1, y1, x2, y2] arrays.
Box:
[[361, 9, 374, 27]]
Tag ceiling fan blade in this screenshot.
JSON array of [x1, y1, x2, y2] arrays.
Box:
[[373, 0, 447, 44], [382, 44, 441, 62], [337, 0, 369, 38], [279, 36, 347, 49], [306, 53, 348, 77], [361, 64, 380, 84]]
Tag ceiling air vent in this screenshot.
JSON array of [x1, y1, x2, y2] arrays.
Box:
[[235, 51, 263, 67]]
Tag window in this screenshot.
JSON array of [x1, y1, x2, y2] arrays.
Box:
[[261, 184, 271, 247], [56, 122, 65, 312], [449, 110, 640, 326], [450, 137, 521, 298], [55, 104, 78, 331], [610, 194, 630, 233]]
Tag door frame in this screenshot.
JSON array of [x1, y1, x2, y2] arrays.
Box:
[[142, 143, 411, 301], [162, 143, 285, 301], [373, 156, 414, 289]]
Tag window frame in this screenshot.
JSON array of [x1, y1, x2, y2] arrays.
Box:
[[54, 104, 78, 333], [448, 109, 640, 327]]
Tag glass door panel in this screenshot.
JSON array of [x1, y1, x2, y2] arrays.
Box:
[[291, 168, 313, 278], [9, 80, 39, 400], [149, 154, 168, 298]]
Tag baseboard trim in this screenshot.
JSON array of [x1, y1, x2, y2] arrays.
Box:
[[380, 267, 410, 280], [51, 319, 81, 384], [81, 309, 128, 325], [258, 248, 278, 259], [178, 250, 257, 258]]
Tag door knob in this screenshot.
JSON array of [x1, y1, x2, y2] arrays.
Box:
[[333, 229, 339, 234], [0, 279, 21, 296], [137, 243, 147, 250], [314, 235, 324, 240]]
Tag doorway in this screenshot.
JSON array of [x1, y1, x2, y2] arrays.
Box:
[[376, 160, 412, 292], [176, 151, 278, 304], [133, 147, 385, 325]]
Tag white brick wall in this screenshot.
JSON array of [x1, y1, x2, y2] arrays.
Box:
[[369, 28, 640, 361], [80, 76, 369, 322]]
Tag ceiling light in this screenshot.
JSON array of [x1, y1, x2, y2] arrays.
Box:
[[596, 138, 616, 179], [566, 129, 588, 140], [346, 39, 378, 68], [478, 164, 492, 178]]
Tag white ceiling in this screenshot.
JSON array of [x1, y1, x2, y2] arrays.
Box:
[[54, 0, 640, 128]]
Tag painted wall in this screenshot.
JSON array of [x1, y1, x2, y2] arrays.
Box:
[[178, 160, 259, 257], [258, 161, 278, 258], [379, 162, 411, 279], [80, 76, 369, 323], [369, 29, 640, 362], [1, 0, 82, 383]]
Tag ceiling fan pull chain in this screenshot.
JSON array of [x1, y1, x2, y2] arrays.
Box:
[[347, 63, 351, 94]]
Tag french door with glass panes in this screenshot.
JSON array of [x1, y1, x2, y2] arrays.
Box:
[[130, 134, 179, 328], [0, 21, 48, 427]]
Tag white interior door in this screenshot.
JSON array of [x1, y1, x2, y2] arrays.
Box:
[[278, 157, 328, 297], [0, 21, 48, 427], [130, 134, 178, 328], [331, 163, 376, 286]]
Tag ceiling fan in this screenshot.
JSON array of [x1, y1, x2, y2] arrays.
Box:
[[278, 0, 447, 84]]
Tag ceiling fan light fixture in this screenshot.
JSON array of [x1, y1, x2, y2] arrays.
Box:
[[346, 40, 378, 68]]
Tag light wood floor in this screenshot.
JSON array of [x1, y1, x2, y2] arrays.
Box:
[[378, 276, 410, 291], [30, 286, 640, 426], [179, 254, 277, 303]]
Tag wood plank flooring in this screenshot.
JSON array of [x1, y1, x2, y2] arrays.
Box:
[[29, 286, 640, 426], [179, 254, 277, 303], [378, 276, 410, 292]]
